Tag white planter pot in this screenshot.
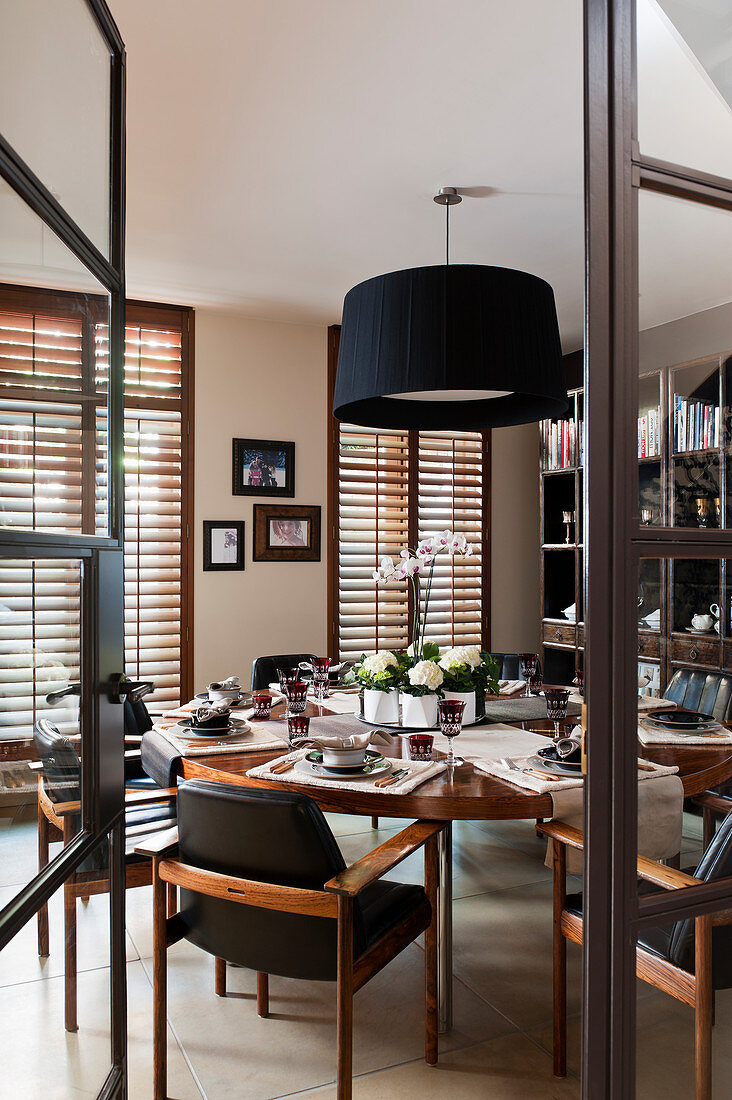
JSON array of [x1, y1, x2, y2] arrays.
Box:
[[399, 692, 438, 728], [442, 689, 476, 725], [363, 687, 399, 725]]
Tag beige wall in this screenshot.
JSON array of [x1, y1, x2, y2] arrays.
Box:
[[490, 423, 541, 652], [193, 312, 328, 690]]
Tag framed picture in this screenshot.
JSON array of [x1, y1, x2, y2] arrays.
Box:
[[203, 521, 245, 571], [232, 438, 295, 498], [253, 504, 321, 562]]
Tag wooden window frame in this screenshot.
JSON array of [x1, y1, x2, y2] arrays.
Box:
[[0, 283, 194, 705], [326, 323, 490, 658]]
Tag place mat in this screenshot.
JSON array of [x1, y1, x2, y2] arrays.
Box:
[[247, 748, 446, 794], [151, 719, 287, 757], [637, 719, 732, 745], [637, 695, 676, 712], [483, 697, 582, 722], [319, 692, 361, 714], [473, 754, 678, 795]]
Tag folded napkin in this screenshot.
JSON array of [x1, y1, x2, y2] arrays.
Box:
[[637, 719, 732, 745], [498, 679, 526, 697], [209, 675, 240, 689], [188, 702, 232, 725], [637, 695, 676, 712], [319, 691, 361, 714], [246, 749, 446, 795]]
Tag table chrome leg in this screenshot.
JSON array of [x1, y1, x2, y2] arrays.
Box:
[[437, 822, 453, 1032]]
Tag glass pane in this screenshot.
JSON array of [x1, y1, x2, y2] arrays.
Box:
[[637, 0, 732, 180], [0, 556, 81, 891], [638, 188, 732, 531], [0, 0, 111, 255], [0, 857, 115, 1092], [0, 177, 111, 535]]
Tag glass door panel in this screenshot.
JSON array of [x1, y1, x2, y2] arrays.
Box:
[[0, 0, 112, 255], [0, 177, 111, 536]]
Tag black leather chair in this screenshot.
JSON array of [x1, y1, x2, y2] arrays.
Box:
[[663, 668, 732, 721], [140, 780, 442, 1100], [539, 812, 732, 1098], [33, 719, 177, 1031], [251, 652, 317, 691], [489, 652, 543, 680]]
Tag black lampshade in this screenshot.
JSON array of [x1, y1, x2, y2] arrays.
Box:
[[333, 264, 568, 430]]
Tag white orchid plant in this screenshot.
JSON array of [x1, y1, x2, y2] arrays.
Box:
[[373, 530, 476, 663]]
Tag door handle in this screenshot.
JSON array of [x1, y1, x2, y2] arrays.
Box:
[[107, 674, 155, 705], [46, 682, 81, 705]]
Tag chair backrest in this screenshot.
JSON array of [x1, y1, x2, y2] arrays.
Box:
[[668, 809, 732, 984], [124, 697, 153, 736], [663, 669, 732, 721], [250, 653, 317, 691], [489, 653, 543, 681], [177, 780, 366, 981], [33, 718, 81, 804]]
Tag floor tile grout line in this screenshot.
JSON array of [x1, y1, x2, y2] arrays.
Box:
[[137, 950, 209, 1099]]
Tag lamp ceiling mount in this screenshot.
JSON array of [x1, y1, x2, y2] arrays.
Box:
[[433, 186, 462, 206]]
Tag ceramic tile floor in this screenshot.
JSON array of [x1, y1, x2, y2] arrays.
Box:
[[0, 808, 726, 1098]]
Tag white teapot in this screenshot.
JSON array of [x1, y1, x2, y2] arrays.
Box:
[[691, 613, 714, 632]]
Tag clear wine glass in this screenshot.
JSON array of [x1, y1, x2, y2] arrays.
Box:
[[437, 698, 466, 767], [544, 688, 570, 743]]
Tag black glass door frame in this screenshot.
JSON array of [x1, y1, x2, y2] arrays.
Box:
[[0, 2, 128, 1097], [583, 1, 732, 1096]]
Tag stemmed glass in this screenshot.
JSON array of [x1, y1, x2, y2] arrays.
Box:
[[527, 673, 543, 696], [311, 657, 331, 702], [277, 666, 299, 692], [544, 688, 570, 743], [438, 698, 466, 767], [282, 679, 308, 720], [519, 652, 540, 697]]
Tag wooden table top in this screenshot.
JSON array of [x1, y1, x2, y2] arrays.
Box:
[[177, 705, 732, 822]]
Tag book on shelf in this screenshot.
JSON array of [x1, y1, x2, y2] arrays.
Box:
[[672, 394, 719, 453], [540, 417, 579, 471], [637, 406, 661, 458]]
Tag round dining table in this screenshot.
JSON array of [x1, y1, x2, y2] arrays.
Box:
[[177, 707, 732, 1032]]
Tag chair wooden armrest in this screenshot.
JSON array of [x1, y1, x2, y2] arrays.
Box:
[[125, 736, 143, 747], [536, 820, 702, 890], [691, 791, 732, 817], [124, 749, 142, 759], [125, 787, 177, 806], [324, 820, 445, 897], [28, 760, 44, 771], [134, 826, 179, 858]]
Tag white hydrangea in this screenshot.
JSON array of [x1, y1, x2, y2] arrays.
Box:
[[408, 660, 444, 691], [361, 651, 397, 676], [439, 645, 482, 672]]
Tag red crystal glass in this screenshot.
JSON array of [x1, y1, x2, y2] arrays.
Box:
[[408, 733, 434, 762], [311, 656, 331, 701], [251, 693, 272, 719], [287, 714, 310, 744], [437, 698, 466, 766], [283, 679, 308, 718]]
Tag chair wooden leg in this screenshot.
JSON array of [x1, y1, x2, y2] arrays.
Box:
[[371, 816, 379, 829], [424, 832, 439, 1065], [64, 881, 78, 1032], [37, 801, 49, 957], [257, 972, 269, 1017], [167, 883, 177, 916], [336, 895, 354, 1100], [694, 914, 713, 1100], [552, 839, 567, 1077], [153, 859, 168, 1100], [215, 957, 227, 996]]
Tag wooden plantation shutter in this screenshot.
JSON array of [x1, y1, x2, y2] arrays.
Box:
[[327, 325, 490, 659], [417, 430, 487, 648], [0, 286, 192, 747], [336, 425, 411, 658]]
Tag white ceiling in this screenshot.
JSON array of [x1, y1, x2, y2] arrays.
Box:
[[1, 0, 730, 348]]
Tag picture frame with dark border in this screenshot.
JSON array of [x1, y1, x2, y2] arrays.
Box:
[[253, 504, 321, 562], [232, 437, 295, 498], [203, 520, 246, 571]]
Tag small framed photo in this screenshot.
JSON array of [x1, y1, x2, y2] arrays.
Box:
[[203, 521, 245, 571], [232, 438, 295, 498], [253, 504, 321, 562]]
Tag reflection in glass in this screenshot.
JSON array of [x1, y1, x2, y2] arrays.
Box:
[[0, 0, 111, 254]]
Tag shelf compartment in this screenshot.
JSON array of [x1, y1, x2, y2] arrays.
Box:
[[671, 453, 720, 528], [541, 646, 577, 688], [542, 470, 576, 545], [542, 549, 578, 620]]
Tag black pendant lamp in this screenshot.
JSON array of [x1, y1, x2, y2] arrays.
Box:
[[333, 187, 568, 430]]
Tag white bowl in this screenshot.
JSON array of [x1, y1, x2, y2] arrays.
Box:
[[322, 746, 367, 767], [209, 687, 241, 705]]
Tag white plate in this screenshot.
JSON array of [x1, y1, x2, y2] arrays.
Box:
[[294, 757, 393, 781], [526, 754, 581, 777], [685, 628, 715, 636], [176, 718, 251, 736]]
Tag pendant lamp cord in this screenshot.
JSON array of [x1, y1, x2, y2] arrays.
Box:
[[445, 201, 450, 266]]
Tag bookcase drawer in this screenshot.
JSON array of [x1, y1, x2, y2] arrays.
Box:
[[670, 635, 720, 667], [638, 632, 660, 659], [543, 622, 576, 647]]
